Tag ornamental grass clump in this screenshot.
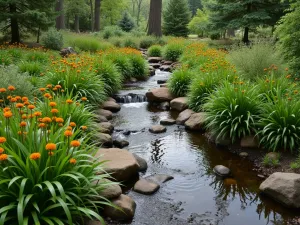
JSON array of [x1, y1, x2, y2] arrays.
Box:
[[0, 87, 115, 224], [203, 82, 261, 143], [19, 61, 43, 76], [148, 45, 162, 57], [163, 42, 185, 62], [168, 68, 195, 97]]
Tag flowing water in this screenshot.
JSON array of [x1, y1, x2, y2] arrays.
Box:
[[109, 70, 300, 225]]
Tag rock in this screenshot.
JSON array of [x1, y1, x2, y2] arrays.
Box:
[[123, 130, 131, 135], [159, 101, 170, 110], [149, 63, 161, 69], [160, 65, 171, 72], [163, 61, 173, 65], [95, 179, 122, 200], [239, 152, 249, 157], [265, 152, 280, 161], [99, 122, 114, 133], [160, 84, 168, 88], [95, 148, 139, 182], [102, 101, 121, 113], [85, 220, 103, 225], [133, 179, 160, 195], [213, 165, 230, 177], [96, 109, 113, 120], [149, 125, 167, 134], [160, 118, 176, 125], [132, 153, 148, 171], [130, 77, 137, 83], [157, 79, 168, 84], [104, 194, 136, 221], [150, 69, 156, 76], [99, 127, 111, 134], [146, 88, 174, 102], [259, 172, 300, 208], [95, 115, 108, 123], [170, 97, 188, 111], [148, 57, 163, 63], [258, 174, 265, 179], [240, 135, 259, 148], [205, 132, 231, 146], [184, 113, 206, 131], [60, 47, 77, 57], [107, 97, 116, 103], [98, 133, 113, 147], [146, 174, 174, 184], [113, 139, 129, 148], [176, 109, 194, 125]]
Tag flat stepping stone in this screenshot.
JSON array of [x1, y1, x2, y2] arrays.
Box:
[[99, 122, 114, 133], [157, 79, 168, 84], [102, 101, 121, 112], [170, 97, 188, 111], [149, 63, 161, 69], [213, 165, 230, 177], [149, 125, 167, 133], [146, 88, 174, 102], [160, 118, 176, 125], [133, 179, 160, 195], [176, 109, 194, 125], [113, 139, 129, 148], [133, 153, 148, 171], [148, 57, 163, 63], [146, 174, 174, 184], [184, 112, 206, 131]]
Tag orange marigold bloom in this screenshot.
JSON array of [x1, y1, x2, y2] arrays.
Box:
[[0, 88, 6, 93], [49, 102, 57, 107], [28, 105, 35, 110], [22, 115, 27, 119], [34, 111, 42, 117], [3, 111, 12, 118], [10, 98, 17, 102], [56, 117, 64, 123], [30, 153, 41, 160], [58, 123, 64, 127], [66, 126, 72, 130], [69, 122, 76, 127], [38, 123, 46, 128], [64, 130, 73, 137], [70, 140, 80, 147], [51, 108, 59, 114], [7, 85, 16, 91], [24, 101, 30, 106], [45, 143, 56, 151], [20, 121, 27, 127], [46, 84, 52, 88], [42, 117, 52, 123], [22, 97, 28, 102], [70, 158, 77, 164], [81, 126, 87, 131], [81, 97, 87, 101], [55, 85, 62, 89], [3, 107, 10, 112], [44, 93, 51, 98], [39, 88, 46, 92], [0, 137, 6, 144], [66, 99, 73, 104], [52, 87, 58, 91], [0, 147, 4, 154], [16, 103, 24, 108], [0, 154, 8, 161]]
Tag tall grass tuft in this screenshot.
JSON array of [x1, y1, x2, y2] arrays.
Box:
[[148, 45, 163, 57], [168, 68, 195, 97]]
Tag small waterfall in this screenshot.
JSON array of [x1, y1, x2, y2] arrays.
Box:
[[114, 93, 147, 103]]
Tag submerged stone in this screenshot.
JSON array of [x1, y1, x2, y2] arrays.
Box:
[[149, 125, 167, 134], [213, 165, 230, 177], [133, 179, 160, 195]]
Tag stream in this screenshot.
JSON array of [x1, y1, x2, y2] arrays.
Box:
[[108, 70, 300, 225]]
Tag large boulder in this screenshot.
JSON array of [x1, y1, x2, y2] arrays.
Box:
[[99, 122, 114, 134], [95, 179, 122, 200], [132, 153, 148, 171], [259, 172, 300, 208], [170, 97, 188, 111], [96, 109, 113, 120], [149, 125, 167, 134], [104, 194, 136, 221], [240, 135, 259, 148], [102, 101, 121, 113], [146, 88, 174, 102], [95, 148, 139, 182], [176, 109, 194, 125], [97, 133, 113, 147], [133, 179, 160, 195], [184, 113, 206, 131]]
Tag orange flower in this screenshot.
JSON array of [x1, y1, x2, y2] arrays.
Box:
[[7, 85, 16, 91], [42, 117, 52, 123], [46, 84, 52, 89], [48, 151, 54, 156], [64, 130, 73, 137], [58, 123, 64, 127], [49, 102, 57, 107], [24, 101, 30, 106], [3, 107, 10, 112], [38, 123, 46, 128], [0, 147, 4, 154], [51, 108, 59, 114], [22, 115, 27, 119], [45, 143, 56, 151], [39, 88, 46, 92], [70, 140, 80, 147], [66, 99, 73, 104], [55, 85, 62, 89], [69, 122, 76, 127], [22, 97, 28, 102], [56, 117, 64, 123], [3, 111, 12, 118], [20, 121, 27, 127], [0, 137, 6, 144], [34, 111, 42, 117], [66, 126, 72, 130], [28, 105, 35, 110], [10, 97, 17, 102], [81, 97, 87, 101], [0, 88, 6, 93], [30, 153, 41, 160], [16, 103, 24, 108], [44, 93, 51, 98], [70, 158, 77, 164], [81, 126, 87, 131], [0, 154, 8, 161]]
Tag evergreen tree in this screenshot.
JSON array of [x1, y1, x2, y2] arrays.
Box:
[[163, 0, 191, 37], [119, 12, 135, 32], [0, 0, 56, 43], [206, 0, 285, 43], [188, 0, 202, 16]]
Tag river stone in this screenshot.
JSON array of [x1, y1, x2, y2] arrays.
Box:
[[213, 165, 230, 177], [170, 97, 188, 112], [146, 174, 174, 184], [259, 172, 300, 208], [149, 63, 161, 69], [107, 97, 116, 103], [266, 152, 280, 161], [163, 61, 173, 65], [102, 101, 121, 112], [95, 148, 139, 182], [184, 113, 206, 131], [149, 125, 167, 133], [148, 57, 163, 63], [239, 152, 249, 157], [95, 179, 122, 200], [98, 133, 113, 147], [99, 122, 114, 133], [160, 118, 176, 125], [95, 115, 108, 123], [160, 65, 171, 72], [96, 109, 113, 120], [176, 109, 195, 125], [160, 84, 168, 88], [104, 194, 136, 221], [157, 79, 168, 84], [113, 139, 129, 148], [132, 153, 148, 171], [150, 69, 156, 76], [240, 135, 259, 148], [146, 88, 174, 102], [133, 179, 160, 195]]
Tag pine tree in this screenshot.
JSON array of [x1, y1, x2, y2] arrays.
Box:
[[0, 0, 56, 43], [119, 12, 135, 32], [206, 0, 286, 43], [163, 0, 191, 37], [188, 0, 202, 16]]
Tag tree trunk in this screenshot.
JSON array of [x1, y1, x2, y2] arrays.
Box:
[[90, 0, 94, 31], [136, 0, 142, 26], [75, 15, 80, 33], [243, 27, 249, 43], [9, 3, 20, 43], [55, 0, 65, 30], [94, 0, 101, 31], [227, 28, 235, 37], [147, 0, 162, 37]]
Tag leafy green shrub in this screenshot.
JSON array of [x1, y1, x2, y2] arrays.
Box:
[[0, 51, 12, 65], [42, 28, 64, 50], [163, 43, 184, 61], [123, 38, 139, 49], [7, 48, 23, 62], [290, 155, 300, 169], [19, 61, 43, 76], [168, 68, 195, 97], [94, 59, 123, 95], [203, 82, 261, 142], [210, 32, 221, 40], [69, 37, 113, 52], [0, 65, 34, 100], [119, 12, 135, 32], [262, 154, 280, 167], [258, 98, 300, 152], [102, 26, 124, 39], [228, 43, 286, 80], [140, 36, 156, 49], [148, 45, 162, 57], [129, 54, 148, 79]]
